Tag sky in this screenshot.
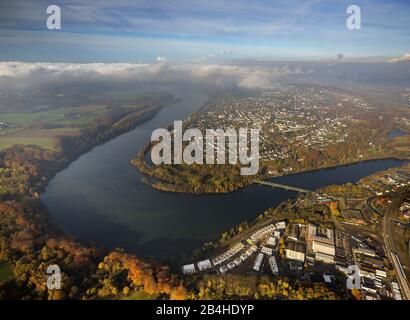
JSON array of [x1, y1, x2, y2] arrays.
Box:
[[0, 0, 409, 63]]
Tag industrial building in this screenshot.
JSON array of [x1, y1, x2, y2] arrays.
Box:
[[307, 223, 336, 265], [285, 241, 306, 263], [197, 259, 212, 271], [182, 264, 196, 275], [253, 253, 264, 272], [269, 256, 279, 275]]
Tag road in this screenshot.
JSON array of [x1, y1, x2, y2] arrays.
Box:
[[382, 192, 410, 300]]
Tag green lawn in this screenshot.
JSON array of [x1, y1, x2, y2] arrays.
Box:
[[0, 260, 13, 283]]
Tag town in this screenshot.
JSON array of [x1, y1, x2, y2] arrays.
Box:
[[182, 165, 410, 300], [134, 83, 410, 194], [185, 85, 380, 165]]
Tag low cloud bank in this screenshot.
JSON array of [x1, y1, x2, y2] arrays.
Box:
[[387, 54, 410, 63], [0, 61, 303, 92]]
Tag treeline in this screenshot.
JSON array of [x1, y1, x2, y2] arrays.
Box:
[[0, 200, 188, 300], [320, 183, 372, 198], [0, 198, 343, 300], [0, 95, 174, 200], [0, 145, 59, 200], [190, 274, 342, 300], [132, 121, 407, 195], [132, 141, 265, 194], [56, 104, 163, 159], [0, 94, 194, 300]]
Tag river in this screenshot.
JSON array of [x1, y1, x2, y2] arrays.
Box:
[[41, 88, 407, 263]]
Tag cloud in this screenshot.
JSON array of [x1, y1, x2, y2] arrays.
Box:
[[194, 49, 234, 62], [387, 53, 410, 63], [156, 56, 166, 62], [0, 61, 303, 92]]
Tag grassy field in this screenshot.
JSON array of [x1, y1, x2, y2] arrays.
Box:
[[0, 260, 13, 283], [0, 105, 106, 151], [0, 128, 83, 151], [0, 105, 108, 127], [0, 92, 169, 151], [0, 137, 56, 151]]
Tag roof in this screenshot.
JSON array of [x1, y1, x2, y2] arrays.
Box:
[[197, 259, 212, 270], [308, 223, 334, 244], [182, 264, 196, 274], [285, 240, 306, 253]]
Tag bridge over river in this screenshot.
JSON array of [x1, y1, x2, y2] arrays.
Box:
[[254, 180, 313, 193]]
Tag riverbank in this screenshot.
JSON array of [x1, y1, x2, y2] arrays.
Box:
[[132, 87, 410, 195], [133, 142, 410, 195], [0, 94, 177, 200], [0, 94, 192, 300]]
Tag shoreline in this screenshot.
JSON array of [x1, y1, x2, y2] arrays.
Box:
[[29, 98, 179, 198], [134, 149, 410, 196]]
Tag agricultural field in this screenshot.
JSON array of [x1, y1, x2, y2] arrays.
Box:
[[0, 104, 110, 151], [0, 91, 174, 151]]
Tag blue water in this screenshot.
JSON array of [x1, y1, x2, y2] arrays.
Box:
[[388, 130, 407, 139], [42, 90, 407, 262]]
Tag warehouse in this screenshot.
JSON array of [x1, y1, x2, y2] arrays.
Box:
[[285, 241, 306, 263], [312, 241, 336, 256]]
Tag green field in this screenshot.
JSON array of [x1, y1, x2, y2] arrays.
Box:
[[0, 260, 13, 283], [0, 105, 106, 151], [0, 92, 168, 152], [0, 137, 56, 151], [0, 105, 108, 127]]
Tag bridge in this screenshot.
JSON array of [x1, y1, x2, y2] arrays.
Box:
[[254, 180, 313, 193]]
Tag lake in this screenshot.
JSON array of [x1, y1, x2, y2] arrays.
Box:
[[388, 129, 408, 139], [41, 89, 407, 263]]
